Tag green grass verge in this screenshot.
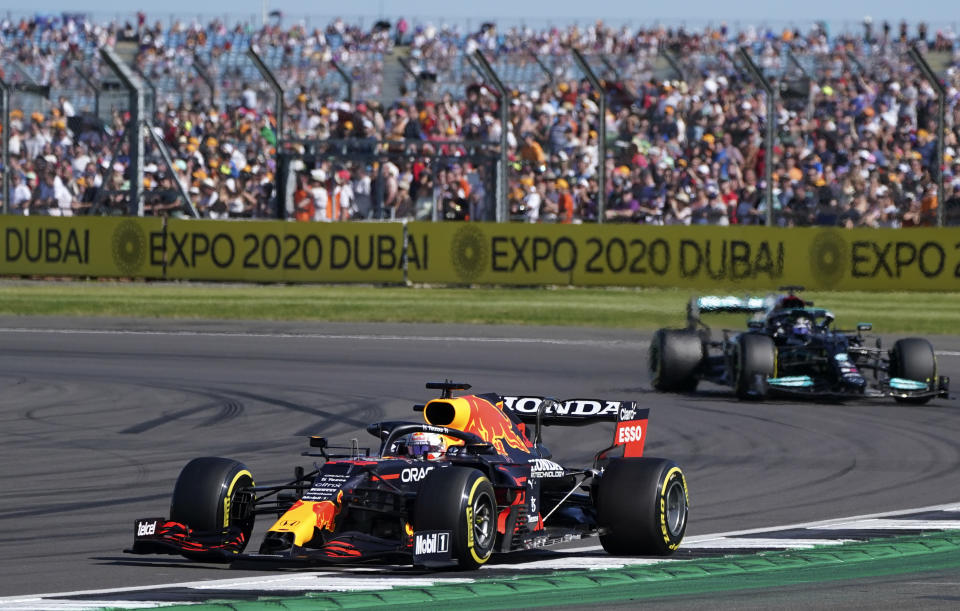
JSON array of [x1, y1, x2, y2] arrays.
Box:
[[0, 280, 957, 334], [130, 531, 960, 610]]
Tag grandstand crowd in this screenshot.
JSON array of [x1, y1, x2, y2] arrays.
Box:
[[2, 13, 960, 225]]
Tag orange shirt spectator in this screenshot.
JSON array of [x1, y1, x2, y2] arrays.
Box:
[[556, 179, 574, 223]]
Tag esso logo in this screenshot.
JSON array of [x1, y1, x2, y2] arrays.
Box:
[[137, 521, 157, 536], [401, 466, 434, 482], [617, 424, 643, 444]]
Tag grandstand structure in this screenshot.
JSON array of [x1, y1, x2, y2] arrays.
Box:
[[1, 14, 958, 225]]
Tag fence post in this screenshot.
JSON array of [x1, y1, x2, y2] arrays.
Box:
[[73, 66, 101, 117], [192, 51, 217, 109], [0, 76, 9, 214], [100, 46, 145, 216], [144, 122, 198, 217], [736, 46, 776, 227], [471, 50, 509, 223], [572, 49, 607, 222], [331, 60, 354, 105], [247, 44, 286, 214], [907, 44, 947, 227]]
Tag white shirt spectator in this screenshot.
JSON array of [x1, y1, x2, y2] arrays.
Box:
[[333, 182, 355, 219], [311, 185, 330, 221], [525, 188, 541, 223], [242, 86, 257, 110], [12, 180, 31, 214], [352, 173, 372, 218]]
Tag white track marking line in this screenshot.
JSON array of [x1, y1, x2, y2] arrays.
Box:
[[0, 602, 174, 610], [2, 327, 958, 355], [570, 502, 960, 554], [0, 573, 475, 605], [815, 518, 960, 530], [189, 574, 475, 592], [3, 503, 960, 605], [680, 537, 853, 549], [492, 557, 667, 571], [0, 327, 633, 347]]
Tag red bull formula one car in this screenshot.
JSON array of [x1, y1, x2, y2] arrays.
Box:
[[127, 382, 688, 569]]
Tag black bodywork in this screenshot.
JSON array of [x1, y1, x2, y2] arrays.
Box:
[[127, 383, 657, 566], [670, 289, 949, 401]]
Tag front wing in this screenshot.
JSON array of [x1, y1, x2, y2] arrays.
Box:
[[125, 518, 246, 562], [127, 517, 418, 564], [765, 374, 950, 401]]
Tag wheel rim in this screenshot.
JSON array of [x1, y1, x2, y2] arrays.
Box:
[[663, 479, 687, 537], [229, 476, 256, 537], [472, 490, 494, 550]]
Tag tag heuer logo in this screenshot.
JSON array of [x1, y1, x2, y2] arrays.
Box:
[[112, 220, 147, 275], [450, 224, 487, 283]]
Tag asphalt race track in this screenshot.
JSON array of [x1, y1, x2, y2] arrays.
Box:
[[0, 316, 959, 603]]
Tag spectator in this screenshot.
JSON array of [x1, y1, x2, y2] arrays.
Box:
[[2, 14, 958, 226]]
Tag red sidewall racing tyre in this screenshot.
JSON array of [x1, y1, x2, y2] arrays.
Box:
[[597, 458, 688, 556]]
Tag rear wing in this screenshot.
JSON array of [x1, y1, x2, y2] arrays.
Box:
[[502, 396, 637, 424], [502, 396, 649, 457], [687, 295, 769, 327]]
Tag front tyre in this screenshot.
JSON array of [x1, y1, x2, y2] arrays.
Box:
[[597, 458, 688, 555], [169, 457, 256, 554], [890, 338, 937, 404], [735, 333, 776, 400], [414, 467, 496, 569]]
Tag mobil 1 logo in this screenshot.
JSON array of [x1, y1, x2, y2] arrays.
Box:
[[413, 530, 452, 566]]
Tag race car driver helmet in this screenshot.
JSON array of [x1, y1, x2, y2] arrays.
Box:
[[404, 431, 447, 460], [792, 315, 814, 338]]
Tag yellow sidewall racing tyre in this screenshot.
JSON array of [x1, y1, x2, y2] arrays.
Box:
[[597, 458, 688, 556], [169, 456, 256, 555], [414, 466, 496, 569]]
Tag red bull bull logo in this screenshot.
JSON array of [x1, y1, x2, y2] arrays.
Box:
[[311, 490, 344, 532], [462, 395, 530, 455], [423, 395, 530, 456], [268, 490, 344, 546]]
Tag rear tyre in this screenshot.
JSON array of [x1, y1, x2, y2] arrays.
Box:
[[169, 457, 255, 553], [414, 467, 496, 569], [734, 334, 776, 400], [890, 338, 936, 404], [649, 329, 703, 392], [597, 458, 688, 555]]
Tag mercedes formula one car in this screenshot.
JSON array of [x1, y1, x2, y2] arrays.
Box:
[[649, 287, 949, 402], [127, 381, 689, 569]]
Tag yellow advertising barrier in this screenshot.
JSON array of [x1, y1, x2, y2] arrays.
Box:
[[407, 222, 960, 291], [0, 216, 163, 278], [162, 219, 405, 283], [2, 216, 959, 291]]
